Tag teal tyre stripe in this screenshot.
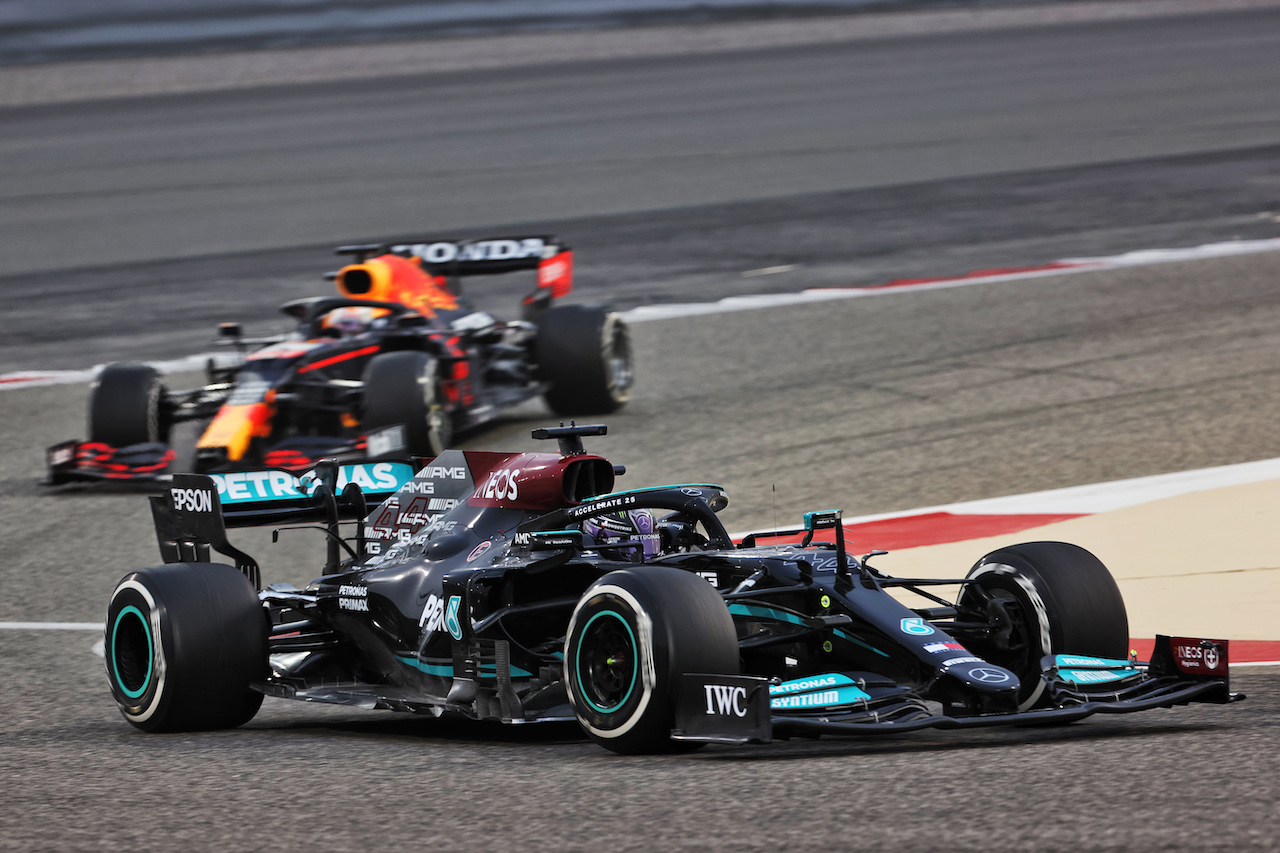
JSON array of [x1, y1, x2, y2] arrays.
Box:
[[575, 610, 638, 714], [111, 604, 153, 699]]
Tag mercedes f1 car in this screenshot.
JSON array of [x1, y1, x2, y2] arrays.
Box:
[[105, 424, 1241, 753], [47, 236, 632, 485]]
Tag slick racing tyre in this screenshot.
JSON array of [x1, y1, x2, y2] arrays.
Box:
[[105, 563, 267, 732], [565, 566, 738, 754], [88, 362, 169, 447], [958, 541, 1129, 710], [536, 305, 633, 416], [362, 351, 452, 457]]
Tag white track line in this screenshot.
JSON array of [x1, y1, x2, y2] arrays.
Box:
[[0, 353, 219, 390], [4, 236, 1280, 388], [622, 236, 1280, 323], [732, 455, 1280, 536], [0, 622, 104, 630]]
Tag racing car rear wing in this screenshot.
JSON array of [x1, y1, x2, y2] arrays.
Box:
[[335, 235, 573, 320], [151, 459, 417, 588]]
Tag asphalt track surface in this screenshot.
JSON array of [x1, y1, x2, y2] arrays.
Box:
[[3, 4, 1280, 851]]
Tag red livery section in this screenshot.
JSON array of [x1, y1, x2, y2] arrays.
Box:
[[468, 451, 615, 511]]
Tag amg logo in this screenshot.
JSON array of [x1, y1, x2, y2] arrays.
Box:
[[418, 465, 468, 480], [400, 480, 435, 495], [703, 684, 748, 717], [171, 488, 213, 513], [394, 239, 547, 265]]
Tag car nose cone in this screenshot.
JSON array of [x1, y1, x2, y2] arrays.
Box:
[[944, 659, 1021, 694]]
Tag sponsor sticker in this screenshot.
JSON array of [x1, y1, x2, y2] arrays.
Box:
[[703, 684, 750, 717], [466, 541, 492, 562], [481, 467, 521, 501], [967, 667, 1013, 685], [393, 238, 547, 264], [1061, 669, 1136, 685], [211, 462, 414, 504], [924, 642, 965, 654], [337, 584, 369, 612], [766, 673, 871, 710], [1169, 637, 1227, 674], [365, 425, 406, 458], [445, 596, 463, 640], [900, 617, 935, 636], [420, 593, 445, 633], [170, 487, 214, 513]]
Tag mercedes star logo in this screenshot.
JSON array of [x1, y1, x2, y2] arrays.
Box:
[[970, 667, 1012, 684], [681, 488, 703, 496]]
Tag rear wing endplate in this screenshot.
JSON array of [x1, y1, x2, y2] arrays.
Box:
[[150, 460, 417, 588]]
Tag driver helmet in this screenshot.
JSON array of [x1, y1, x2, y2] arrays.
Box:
[[321, 305, 384, 336], [584, 508, 658, 562]]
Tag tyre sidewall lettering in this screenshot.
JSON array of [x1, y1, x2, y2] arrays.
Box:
[[967, 562, 1052, 711], [106, 577, 170, 724]]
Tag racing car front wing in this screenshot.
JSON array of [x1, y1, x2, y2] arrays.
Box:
[[672, 635, 1243, 745]]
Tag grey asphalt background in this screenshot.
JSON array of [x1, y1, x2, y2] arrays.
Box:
[[2, 4, 1280, 850]]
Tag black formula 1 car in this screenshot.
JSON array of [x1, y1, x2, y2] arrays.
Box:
[[47, 236, 632, 485], [104, 425, 1240, 753]]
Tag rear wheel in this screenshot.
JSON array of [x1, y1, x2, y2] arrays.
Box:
[[361, 351, 452, 457], [88, 362, 168, 447], [105, 563, 267, 732], [958, 541, 1129, 710], [565, 566, 738, 754], [537, 305, 632, 416]]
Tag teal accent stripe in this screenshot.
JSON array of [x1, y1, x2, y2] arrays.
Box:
[[587, 484, 724, 501], [479, 663, 533, 678], [395, 655, 453, 677], [728, 603, 888, 657], [575, 610, 638, 714]]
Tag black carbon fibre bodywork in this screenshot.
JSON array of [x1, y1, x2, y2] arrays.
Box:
[[47, 237, 631, 485], [133, 425, 1241, 747]]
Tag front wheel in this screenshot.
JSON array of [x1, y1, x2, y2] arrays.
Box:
[[565, 567, 738, 754], [957, 541, 1129, 710], [536, 305, 633, 416], [105, 563, 267, 732], [88, 362, 169, 447], [361, 351, 452, 457]]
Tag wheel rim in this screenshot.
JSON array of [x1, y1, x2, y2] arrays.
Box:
[[575, 610, 639, 714], [962, 585, 1041, 696], [111, 605, 153, 699]]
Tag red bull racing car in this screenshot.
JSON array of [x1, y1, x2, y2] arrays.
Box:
[[46, 236, 632, 484], [104, 424, 1240, 753]]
